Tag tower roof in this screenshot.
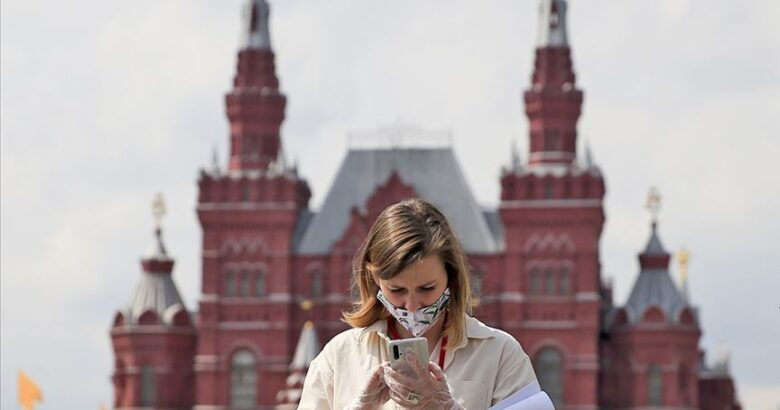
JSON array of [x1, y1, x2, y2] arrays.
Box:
[[119, 196, 191, 327], [295, 148, 500, 255], [536, 0, 569, 48], [290, 321, 321, 371], [240, 0, 272, 50], [276, 321, 321, 406], [643, 222, 667, 255], [623, 221, 691, 325]]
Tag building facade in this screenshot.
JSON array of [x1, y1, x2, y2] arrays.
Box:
[[109, 1, 741, 409]]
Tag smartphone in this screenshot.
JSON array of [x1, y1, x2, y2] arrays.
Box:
[[387, 337, 428, 378]]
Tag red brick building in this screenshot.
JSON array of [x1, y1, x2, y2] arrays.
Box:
[[109, 1, 741, 409]]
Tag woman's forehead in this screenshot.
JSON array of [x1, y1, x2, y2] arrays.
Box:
[[384, 254, 446, 286]]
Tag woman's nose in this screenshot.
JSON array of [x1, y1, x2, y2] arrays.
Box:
[[404, 295, 422, 312]]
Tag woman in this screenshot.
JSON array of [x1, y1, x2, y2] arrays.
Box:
[[298, 198, 538, 409]]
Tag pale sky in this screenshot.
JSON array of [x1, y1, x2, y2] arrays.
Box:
[[2, 0, 779, 408]]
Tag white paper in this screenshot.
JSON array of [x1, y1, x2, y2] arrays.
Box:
[[488, 382, 555, 410]]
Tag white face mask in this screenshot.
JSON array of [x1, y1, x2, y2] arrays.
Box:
[[377, 288, 451, 337]]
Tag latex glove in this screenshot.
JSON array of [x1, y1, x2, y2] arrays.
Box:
[[383, 349, 465, 410], [344, 363, 391, 410]]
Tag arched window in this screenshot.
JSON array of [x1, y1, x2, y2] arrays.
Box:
[[255, 270, 265, 297], [536, 348, 564, 406], [559, 268, 570, 295], [647, 364, 663, 406], [225, 271, 236, 297], [311, 269, 323, 298], [230, 350, 257, 407], [240, 271, 250, 297], [140, 365, 155, 406], [531, 269, 541, 295], [545, 269, 555, 296]]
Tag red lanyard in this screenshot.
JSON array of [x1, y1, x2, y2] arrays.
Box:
[[387, 311, 449, 370]]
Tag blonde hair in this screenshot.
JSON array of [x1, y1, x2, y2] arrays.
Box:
[[343, 198, 473, 348]]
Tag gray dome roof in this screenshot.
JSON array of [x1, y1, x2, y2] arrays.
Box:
[[118, 226, 191, 327], [124, 271, 187, 325], [622, 223, 694, 325]]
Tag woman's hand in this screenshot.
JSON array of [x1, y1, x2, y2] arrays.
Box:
[[344, 363, 391, 410], [382, 349, 465, 410]]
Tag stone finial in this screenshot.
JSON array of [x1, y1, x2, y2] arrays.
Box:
[[645, 186, 661, 225]]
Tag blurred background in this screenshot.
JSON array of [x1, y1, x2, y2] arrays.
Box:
[[1, 0, 779, 408]]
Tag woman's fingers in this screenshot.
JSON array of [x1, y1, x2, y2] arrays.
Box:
[[428, 361, 445, 382]]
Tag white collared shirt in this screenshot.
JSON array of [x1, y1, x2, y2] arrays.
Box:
[[298, 315, 538, 409]]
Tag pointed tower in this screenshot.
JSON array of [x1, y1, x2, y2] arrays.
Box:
[[526, 0, 581, 166], [110, 194, 196, 409], [498, 0, 605, 406], [601, 189, 702, 408], [276, 314, 322, 409], [194, 1, 312, 407], [227, 0, 286, 171]]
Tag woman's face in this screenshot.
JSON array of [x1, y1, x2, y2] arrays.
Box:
[[375, 254, 449, 312]]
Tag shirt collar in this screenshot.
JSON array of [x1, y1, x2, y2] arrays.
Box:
[[358, 314, 494, 343], [358, 318, 388, 342]]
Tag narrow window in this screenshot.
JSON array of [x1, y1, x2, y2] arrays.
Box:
[[545, 269, 555, 296], [531, 269, 541, 295], [647, 364, 663, 406], [255, 271, 265, 297], [545, 181, 555, 199], [241, 185, 250, 202], [225, 271, 236, 297], [240, 272, 250, 297], [535, 348, 564, 406], [230, 350, 257, 407], [311, 270, 323, 298], [140, 365, 156, 407], [559, 268, 570, 295]]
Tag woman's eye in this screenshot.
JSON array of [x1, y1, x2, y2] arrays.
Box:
[[390, 289, 405, 294], [420, 287, 435, 292]]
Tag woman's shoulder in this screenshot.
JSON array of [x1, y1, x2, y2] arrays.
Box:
[[320, 322, 382, 357], [465, 315, 528, 353]]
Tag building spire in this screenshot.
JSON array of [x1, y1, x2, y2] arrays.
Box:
[[510, 140, 522, 173], [524, 0, 582, 167], [677, 247, 691, 302], [227, 0, 287, 172], [141, 193, 175, 275], [146, 193, 170, 260], [639, 187, 670, 268], [645, 186, 661, 227], [536, 0, 569, 48], [210, 145, 221, 176], [240, 0, 272, 50], [583, 139, 594, 169]]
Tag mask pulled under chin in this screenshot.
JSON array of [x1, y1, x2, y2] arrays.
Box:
[[376, 288, 451, 337]]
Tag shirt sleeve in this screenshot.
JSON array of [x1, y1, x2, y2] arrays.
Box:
[[491, 338, 538, 406], [298, 351, 335, 409]]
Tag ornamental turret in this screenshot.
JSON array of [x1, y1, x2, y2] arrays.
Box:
[[601, 189, 702, 408], [110, 194, 196, 409], [621, 187, 695, 326], [525, 0, 583, 167], [227, 0, 287, 172]]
